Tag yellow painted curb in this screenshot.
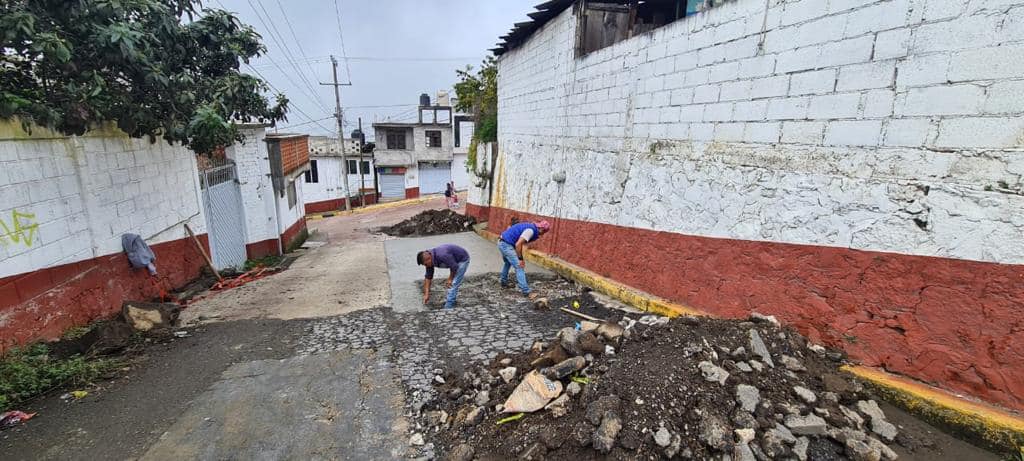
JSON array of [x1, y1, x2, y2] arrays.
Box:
[[474, 228, 703, 318], [843, 365, 1024, 453], [306, 195, 441, 220], [475, 225, 1024, 454]]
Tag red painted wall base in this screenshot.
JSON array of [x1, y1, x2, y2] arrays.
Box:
[[465, 203, 490, 222], [304, 193, 379, 213], [280, 218, 308, 251], [0, 234, 210, 351], [486, 206, 1024, 413], [405, 187, 420, 199], [245, 239, 280, 260]]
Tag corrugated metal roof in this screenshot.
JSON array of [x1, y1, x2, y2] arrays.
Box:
[[492, 0, 575, 56]]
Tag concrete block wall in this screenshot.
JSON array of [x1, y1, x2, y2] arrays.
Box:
[[491, 0, 1024, 411], [0, 121, 208, 348]]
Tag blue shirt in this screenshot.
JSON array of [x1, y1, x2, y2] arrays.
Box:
[[425, 244, 469, 279], [500, 222, 540, 245]]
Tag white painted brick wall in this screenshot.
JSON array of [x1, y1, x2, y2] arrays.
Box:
[[0, 122, 206, 278], [490, 0, 1024, 264]]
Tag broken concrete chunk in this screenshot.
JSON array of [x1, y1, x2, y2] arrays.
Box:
[[784, 413, 828, 435], [736, 362, 753, 373], [446, 444, 475, 461], [734, 428, 756, 444], [566, 381, 582, 397], [541, 357, 586, 380], [409, 433, 425, 446], [122, 301, 180, 332], [793, 436, 810, 461], [793, 386, 817, 404], [748, 329, 775, 368], [857, 400, 898, 441], [463, 406, 484, 426], [544, 393, 570, 418], [736, 384, 760, 413], [750, 312, 780, 326], [499, 367, 517, 383], [733, 441, 757, 461], [502, 370, 563, 413], [557, 327, 581, 356], [579, 321, 600, 332], [654, 427, 672, 447], [638, 315, 669, 326], [698, 361, 730, 385], [585, 395, 621, 426], [592, 411, 622, 454], [474, 390, 490, 406], [596, 321, 624, 340], [780, 355, 807, 372], [841, 405, 865, 429], [699, 415, 730, 450]]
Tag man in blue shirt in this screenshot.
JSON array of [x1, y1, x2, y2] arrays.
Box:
[[417, 244, 471, 309], [498, 220, 551, 298]]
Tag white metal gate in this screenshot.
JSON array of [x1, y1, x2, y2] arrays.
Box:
[[379, 173, 405, 199], [200, 163, 248, 270], [418, 161, 451, 194]]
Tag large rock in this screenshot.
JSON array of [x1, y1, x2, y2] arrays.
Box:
[[784, 413, 828, 435], [51, 320, 134, 358], [499, 366, 517, 383], [857, 400, 898, 441], [699, 415, 730, 450], [122, 301, 180, 332], [748, 329, 775, 367], [557, 327, 582, 356], [736, 384, 760, 413], [698, 361, 730, 385], [592, 411, 622, 454], [793, 386, 817, 404]]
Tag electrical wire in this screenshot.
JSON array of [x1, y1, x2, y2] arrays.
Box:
[[245, 64, 334, 134], [275, 0, 324, 88], [333, 0, 353, 82]]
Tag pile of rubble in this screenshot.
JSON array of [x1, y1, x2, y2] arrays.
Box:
[[417, 311, 905, 461], [380, 209, 477, 237]]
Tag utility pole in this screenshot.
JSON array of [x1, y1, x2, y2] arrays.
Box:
[[357, 117, 366, 207], [320, 55, 352, 211]]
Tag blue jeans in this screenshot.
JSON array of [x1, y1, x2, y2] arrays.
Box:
[[445, 260, 470, 309], [498, 241, 529, 294]]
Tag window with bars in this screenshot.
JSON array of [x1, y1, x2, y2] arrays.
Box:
[[386, 131, 407, 150], [426, 130, 442, 148]]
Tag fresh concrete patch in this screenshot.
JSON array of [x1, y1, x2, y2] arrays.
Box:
[[142, 349, 409, 461], [383, 232, 551, 313]]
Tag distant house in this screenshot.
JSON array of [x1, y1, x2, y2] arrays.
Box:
[[304, 134, 376, 213], [372, 92, 455, 200]]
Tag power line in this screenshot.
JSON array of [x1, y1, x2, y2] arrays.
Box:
[[275, 116, 334, 131], [333, 0, 353, 82], [248, 55, 484, 70], [246, 0, 331, 114], [244, 64, 334, 134], [275, 0, 324, 88]]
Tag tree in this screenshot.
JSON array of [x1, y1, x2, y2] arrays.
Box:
[[454, 57, 497, 176], [0, 0, 288, 153]]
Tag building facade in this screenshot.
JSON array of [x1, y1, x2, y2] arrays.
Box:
[[304, 136, 377, 212], [373, 94, 455, 200], [474, 0, 1024, 412]]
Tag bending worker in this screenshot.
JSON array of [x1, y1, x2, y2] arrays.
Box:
[[417, 244, 470, 309], [498, 220, 551, 299]]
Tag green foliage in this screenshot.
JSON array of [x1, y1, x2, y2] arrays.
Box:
[[454, 57, 497, 179], [0, 0, 288, 153], [243, 254, 283, 271], [0, 343, 122, 412]]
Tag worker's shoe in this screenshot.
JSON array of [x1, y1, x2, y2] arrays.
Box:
[[500, 281, 513, 289], [525, 292, 539, 301]]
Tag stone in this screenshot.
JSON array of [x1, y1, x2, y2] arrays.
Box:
[[122, 301, 180, 332], [808, 343, 827, 355], [736, 362, 753, 372], [762, 426, 796, 458], [500, 357, 513, 366], [698, 361, 730, 385], [750, 312, 780, 326], [586, 395, 621, 426], [410, 433, 425, 446], [433, 375, 445, 385], [731, 346, 747, 357], [736, 384, 760, 413], [475, 390, 490, 406], [533, 297, 550, 310], [784, 413, 828, 435], [748, 330, 775, 367], [654, 427, 672, 447], [846, 439, 881, 461], [780, 355, 806, 372], [566, 381, 582, 397], [699, 415, 730, 450], [734, 428, 756, 444], [841, 405, 865, 429], [530, 344, 569, 368], [866, 436, 898, 461], [857, 400, 898, 441], [596, 322, 625, 340], [604, 345, 616, 355], [426, 410, 449, 427], [557, 327, 581, 356], [545, 394, 570, 418], [446, 444, 475, 461], [732, 410, 758, 429], [793, 386, 817, 404], [592, 411, 622, 454], [530, 341, 546, 354], [664, 434, 682, 459], [541, 357, 586, 380], [733, 442, 757, 461], [499, 367, 518, 383], [579, 321, 601, 332], [793, 437, 810, 461], [749, 360, 765, 372], [578, 332, 605, 355], [464, 406, 484, 426]]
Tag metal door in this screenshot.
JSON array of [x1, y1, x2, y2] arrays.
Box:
[[418, 161, 451, 194], [200, 163, 248, 270], [379, 173, 405, 199]]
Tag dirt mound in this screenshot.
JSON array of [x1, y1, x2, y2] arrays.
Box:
[[419, 312, 912, 461], [380, 209, 477, 237]]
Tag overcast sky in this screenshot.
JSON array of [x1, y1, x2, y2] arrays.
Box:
[[210, 0, 536, 140]]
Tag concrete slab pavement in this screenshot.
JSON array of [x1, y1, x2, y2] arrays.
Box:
[[383, 231, 551, 313], [142, 349, 409, 461]]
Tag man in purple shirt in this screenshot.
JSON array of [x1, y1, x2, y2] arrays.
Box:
[[416, 244, 471, 309]]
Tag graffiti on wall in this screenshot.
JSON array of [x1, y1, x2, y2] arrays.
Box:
[[0, 210, 39, 247]]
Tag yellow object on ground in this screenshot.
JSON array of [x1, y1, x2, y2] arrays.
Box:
[[71, 390, 88, 399]]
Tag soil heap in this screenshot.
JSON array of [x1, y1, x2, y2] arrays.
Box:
[[420, 312, 907, 461], [380, 209, 477, 237]]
